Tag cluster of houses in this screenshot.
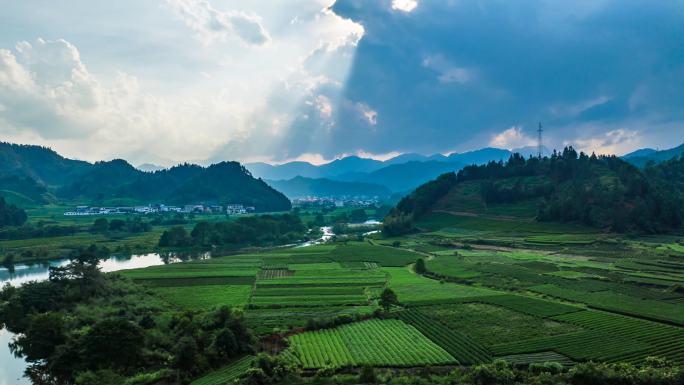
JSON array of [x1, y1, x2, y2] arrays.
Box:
[[292, 196, 381, 209], [64, 203, 255, 216]]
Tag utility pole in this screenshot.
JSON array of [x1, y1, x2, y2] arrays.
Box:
[[537, 122, 543, 158]]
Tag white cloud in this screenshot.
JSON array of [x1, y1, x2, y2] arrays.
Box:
[[422, 55, 473, 84], [0, 38, 243, 162], [490, 126, 536, 149], [355, 150, 402, 161], [166, 0, 270, 46], [392, 0, 418, 12], [356, 102, 378, 126], [313, 95, 333, 119], [571, 129, 641, 155]]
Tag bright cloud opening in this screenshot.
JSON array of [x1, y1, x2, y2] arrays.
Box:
[[392, 0, 418, 12]]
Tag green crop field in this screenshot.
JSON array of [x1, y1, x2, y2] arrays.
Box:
[[384, 267, 498, 303], [283, 319, 456, 368], [152, 284, 253, 310], [190, 356, 255, 385], [395, 309, 491, 364], [416, 302, 582, 347], [109, 212, 684, 375]]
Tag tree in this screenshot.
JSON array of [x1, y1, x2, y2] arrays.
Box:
[[108, 219, 126, 232], [350, 208, 368, 223], [415, 258, 427, 274], [214, 328, 239, 358], [159, 226, 189, 247], [379, 288, 398, 311], [359, 364, 377, 383], [81, 319, 145, 370], [15, 312, 66, 360], [0, 197, 27, 227], [173, 336, 199, 374], [90, 218, 108, 234]]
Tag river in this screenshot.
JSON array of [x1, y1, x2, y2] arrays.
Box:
[[0, 228, 336, 384], [0, 253, 190, 385]]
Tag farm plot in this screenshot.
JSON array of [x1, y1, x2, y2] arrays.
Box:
[[426, 256, 481, 279], [250, 265, 385, 307], [259, 268, 294, 279], [245, 306, 377, 335], [395, 309, 491, 364], [152, 284, 252, 310], [499, 351, 574, 366], [190, 356, 254, 385], [490, 330, 652, 362], [119, 262, 259, 279], [283, 319, 456, 368], [475, 294, 582, 317], [329, 242, 422, 267], [258, 268, 387, 287], [530, 284, 684, 325], [384, 267, 499, 303], [553, 310, 684, 365], [417, 302, 582, 347]]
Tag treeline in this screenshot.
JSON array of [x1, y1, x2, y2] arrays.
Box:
[[384, 148, 684, 234], [159, 214, 307, 248], [236, 356, 683, 385], [90, 217, 152, 234], [0, 252, 254, 384], [0, 197, 27, 227], [0, 217, 152, 241]]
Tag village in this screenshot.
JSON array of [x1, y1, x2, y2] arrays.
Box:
[[63, 203, 255, 216]]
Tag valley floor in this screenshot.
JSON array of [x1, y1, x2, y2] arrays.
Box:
[[119, 212, 684, 384]]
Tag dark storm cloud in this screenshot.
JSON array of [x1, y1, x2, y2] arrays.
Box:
[[317, 0, 684, 155]]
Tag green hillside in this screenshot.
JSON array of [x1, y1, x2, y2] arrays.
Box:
[[384, 148, 684, 235]]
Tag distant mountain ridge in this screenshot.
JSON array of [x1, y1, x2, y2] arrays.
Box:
[[0, 143, 290, 211], [623, 143, 684, 168], [266, 176, 391, 199], [245, 147, 519, 193]]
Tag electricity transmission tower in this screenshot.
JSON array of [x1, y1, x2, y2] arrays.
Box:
[[537, 122, 543, 158]]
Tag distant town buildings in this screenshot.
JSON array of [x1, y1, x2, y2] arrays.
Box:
[[64, 203, 255, 216], [292, 196, 380, 209]]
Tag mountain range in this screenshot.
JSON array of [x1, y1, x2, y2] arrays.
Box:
[[0, 142, 290, 211], [246, 147, 517, 194]]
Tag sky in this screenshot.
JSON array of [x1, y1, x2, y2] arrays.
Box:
[[0, 0, 682, 166]]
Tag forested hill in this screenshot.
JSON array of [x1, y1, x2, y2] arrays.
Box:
[[58, 160, 291, 211], [0, 142, 91, 187], [384, 147, 684, 235], [0, 142, 291, 211]]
